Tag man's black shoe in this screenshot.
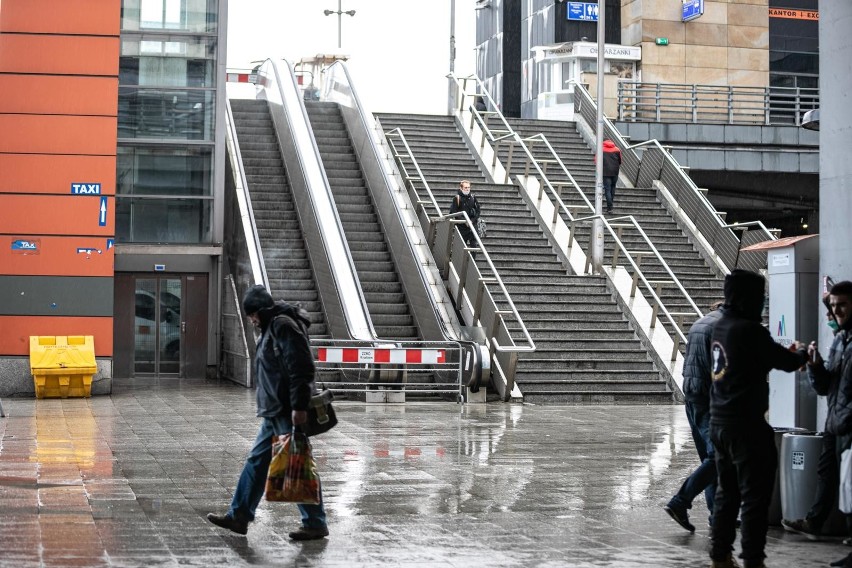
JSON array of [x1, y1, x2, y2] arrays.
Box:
[[207, 512, 248, 535], [781, 518, 821, 541], [664, 504, 695, 533], [288, 525, 329, 541]]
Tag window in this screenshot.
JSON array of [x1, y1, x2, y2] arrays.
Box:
[[122, 0, 217, 33]]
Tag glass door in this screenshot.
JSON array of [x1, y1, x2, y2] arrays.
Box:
[[134, 277, 182, 375]]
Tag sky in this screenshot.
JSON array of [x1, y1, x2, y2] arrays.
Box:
[[226, 1, 477, 114]]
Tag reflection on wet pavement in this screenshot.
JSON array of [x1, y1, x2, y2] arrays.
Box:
[[0, 380, 844, 567]]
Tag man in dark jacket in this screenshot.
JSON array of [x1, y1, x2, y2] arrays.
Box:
[[594, 139, 621, 214], [207, 285, 328, 540], [782, 282, 852, 542], [449, 179, 481, 252], [793, 281, 852, 567], [665, 303, 724, 532], [709, 270, 808, 568]]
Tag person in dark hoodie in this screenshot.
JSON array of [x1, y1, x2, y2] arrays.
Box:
[[207, 285, 328, 540], [594, 139, 621, 214], [708, 270, 808, 568], [665, 301, 724, 533]]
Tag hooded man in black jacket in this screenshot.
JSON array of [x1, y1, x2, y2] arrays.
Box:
[[709, 270, 808, 568], [207, 285, 328, 540]]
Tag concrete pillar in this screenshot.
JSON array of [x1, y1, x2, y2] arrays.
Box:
[[818, 1, 852, 350]]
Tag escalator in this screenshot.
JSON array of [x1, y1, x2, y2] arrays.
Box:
[[230, 99, 328, 337], [304, 101, 419, 339]]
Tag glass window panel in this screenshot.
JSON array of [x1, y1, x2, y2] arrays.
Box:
[[122, 0, 217, 33], [117, 145, 213, 197], [115, 197, 212, 243], [118, 88, 214, 140], [121, 35, 216, 87]]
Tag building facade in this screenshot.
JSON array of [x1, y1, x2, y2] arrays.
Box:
[[0, 0, 228, 389], [477, 0, 819, 119]]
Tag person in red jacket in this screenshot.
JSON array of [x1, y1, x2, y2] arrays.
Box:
[[594, 139, 622, 214]]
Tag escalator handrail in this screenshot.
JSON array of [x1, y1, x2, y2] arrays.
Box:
[[256, 58, 374, 340], [224, 98, 269, 289]]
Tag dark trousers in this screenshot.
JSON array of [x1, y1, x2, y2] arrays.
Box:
[[603, 176, 617, 211], [669, 402, 716, 521], [803, 432, 838, 529], [710, 422, 776, 568]]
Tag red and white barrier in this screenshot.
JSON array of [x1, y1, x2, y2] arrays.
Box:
[[226, 72, 256, 83], [317, 347, 446, 365]]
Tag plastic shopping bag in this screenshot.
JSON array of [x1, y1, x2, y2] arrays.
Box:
[[840, 449, 852, 514], [265, 430, 321, 504]]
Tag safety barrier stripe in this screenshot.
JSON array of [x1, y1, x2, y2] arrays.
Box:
[[316, 348, 446, 364], [226, 73, 254, 83]]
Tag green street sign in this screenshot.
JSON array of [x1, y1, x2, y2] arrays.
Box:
[[655, 37, 669, 46]]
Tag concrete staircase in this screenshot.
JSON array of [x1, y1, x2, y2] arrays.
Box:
[[378, 113, 673, 403], [306, 102, 419, 340], [229, 99, 328, 337], [502, 118, 726, 335]]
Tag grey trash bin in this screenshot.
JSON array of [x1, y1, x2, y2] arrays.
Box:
[[780, 432, 823, 524], [769, 427, 810, 526]]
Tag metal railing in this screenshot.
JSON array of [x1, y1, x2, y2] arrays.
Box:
[[383, 127, 536, 401], [313, 339, 464, 399], [574, 83, 777, 273], [452, 74, 700, 359], [617, 82, 820, 126]]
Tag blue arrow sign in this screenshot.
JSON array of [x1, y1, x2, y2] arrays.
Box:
[[106, 238, 114, 250], [567, 1, 598, 21], [98, 197, 108, 227]]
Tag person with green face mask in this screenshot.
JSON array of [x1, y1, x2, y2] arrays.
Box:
[[784, 281, 852, 567]]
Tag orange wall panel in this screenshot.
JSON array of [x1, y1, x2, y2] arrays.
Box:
[[0, 115, 117, 155], [0, 35, 119, 76], [0, 0, 121, 36], [0, 236, 114, 277], [0, 195, 114, 236], [0, 316, 113, 356], [0, 76, 118, 116], [0, 155, 116, 195]]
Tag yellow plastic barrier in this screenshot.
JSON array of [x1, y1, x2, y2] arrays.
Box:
[[29, 336, 97, 398]]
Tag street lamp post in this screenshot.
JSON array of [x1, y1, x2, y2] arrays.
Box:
[[323, 0, 356, 49], [592, 0, 606, 273], [448, 0, 456, 114]]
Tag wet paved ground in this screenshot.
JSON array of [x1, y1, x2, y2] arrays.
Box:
[[0, 379, 847, 567]]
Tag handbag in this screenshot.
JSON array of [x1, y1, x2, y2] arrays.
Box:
[[302, 387, 337, 437], [840, 448, 852, 513], [476, 217, 487, 238], [266, 430, 321, 504]]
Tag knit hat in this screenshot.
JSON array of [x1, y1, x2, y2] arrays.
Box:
[[723, 269, 765, 320], [242, 284, 274, 315]]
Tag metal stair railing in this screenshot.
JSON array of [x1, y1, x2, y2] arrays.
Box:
[[383, 128, 535, 401], [571, 213, 699, 360], [573, 82, 777, 273], [451, 73, 699, 361]]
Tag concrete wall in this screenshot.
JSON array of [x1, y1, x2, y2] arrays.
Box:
[[622, 0, 769, 87]]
